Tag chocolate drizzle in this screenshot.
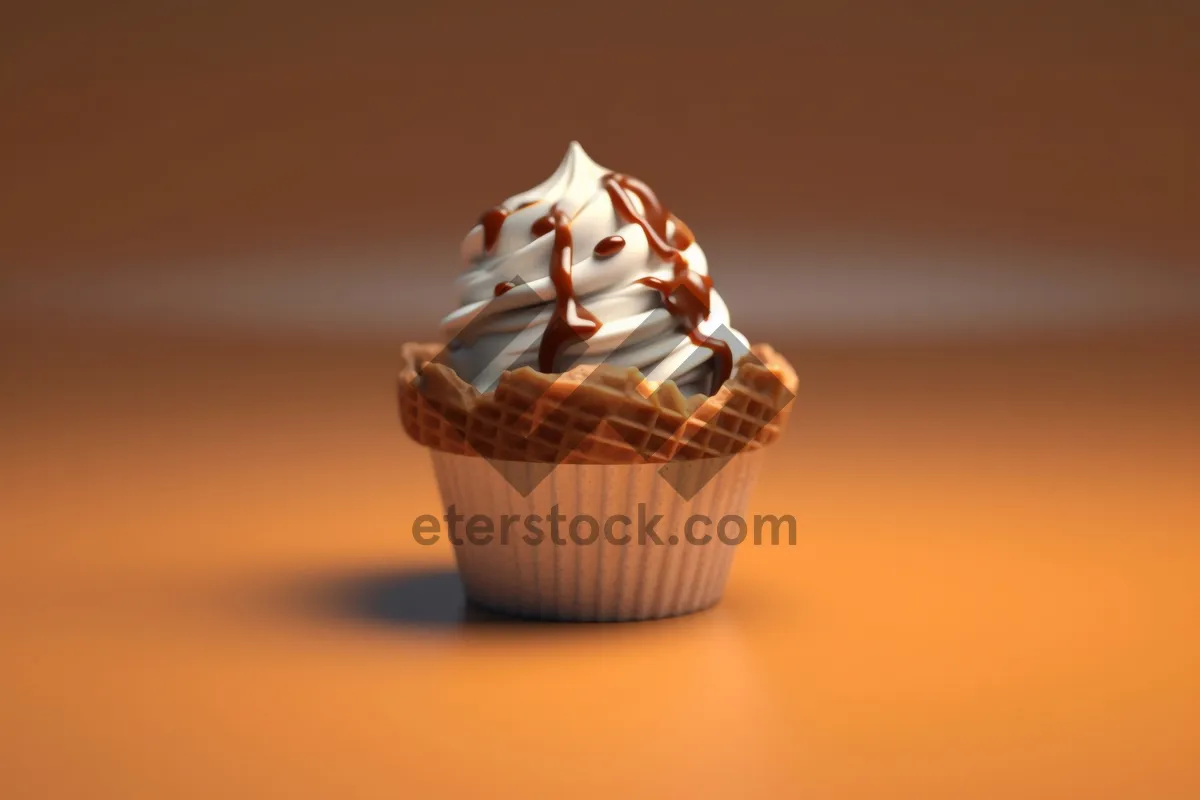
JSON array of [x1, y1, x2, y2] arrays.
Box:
[[478, 200, 540, 253], [536, 207, 602, 373], [478, 207, 509, 253], [476, 167, 731, 394], [593, 235, 626, 258], [602, 173, 732, 393]]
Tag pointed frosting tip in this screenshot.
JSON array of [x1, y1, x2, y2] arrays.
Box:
[[558, 141, 609, 183], [564, 140, 598, 167]]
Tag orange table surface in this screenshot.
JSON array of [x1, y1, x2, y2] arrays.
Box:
[[2, 321, 1198, 798]]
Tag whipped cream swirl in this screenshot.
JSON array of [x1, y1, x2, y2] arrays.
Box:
[[441, 142, 749, 396]]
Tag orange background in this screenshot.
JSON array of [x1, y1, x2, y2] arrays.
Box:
[[2, 3, 1199, 798]]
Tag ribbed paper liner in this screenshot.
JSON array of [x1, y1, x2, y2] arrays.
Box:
[[430, 449, 764, 621]]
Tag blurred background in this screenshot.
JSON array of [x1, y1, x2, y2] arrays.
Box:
[[3, 0, 1198, 339], [2, 2, 1198, 798]]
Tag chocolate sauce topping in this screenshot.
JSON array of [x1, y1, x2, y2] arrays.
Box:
[[478, 171, 731, 393], [602, 173, 732, 392], [478, 207, 509, 253], [536, 207, 602, 373], [478, 200, 540, 253], [593, 235, 626, 258]]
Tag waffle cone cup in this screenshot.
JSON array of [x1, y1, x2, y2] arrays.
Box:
[[398, 343, 797, 621]]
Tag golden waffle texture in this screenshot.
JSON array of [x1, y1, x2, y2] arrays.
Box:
[[397, 342, 797, 464]]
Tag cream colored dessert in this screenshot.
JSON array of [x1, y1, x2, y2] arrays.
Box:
[[442, 142, 750, 397], [396, 143, 797, 621]]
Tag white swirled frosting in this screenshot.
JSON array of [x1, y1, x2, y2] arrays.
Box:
[[441, 142, 749, 396]]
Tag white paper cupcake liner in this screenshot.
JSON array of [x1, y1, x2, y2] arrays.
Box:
[[428, 450, 765, 621]]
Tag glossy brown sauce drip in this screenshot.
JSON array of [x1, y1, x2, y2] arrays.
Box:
[[478, 200, 540, 253], [602, 174, 732, 392], [593, 235, 626, 258], [537, 207, 601, 373], [482, 177, 729, 391], [478, 207, 509, 253]]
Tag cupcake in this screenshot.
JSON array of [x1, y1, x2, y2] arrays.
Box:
[[398, 142, 797, 621]]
